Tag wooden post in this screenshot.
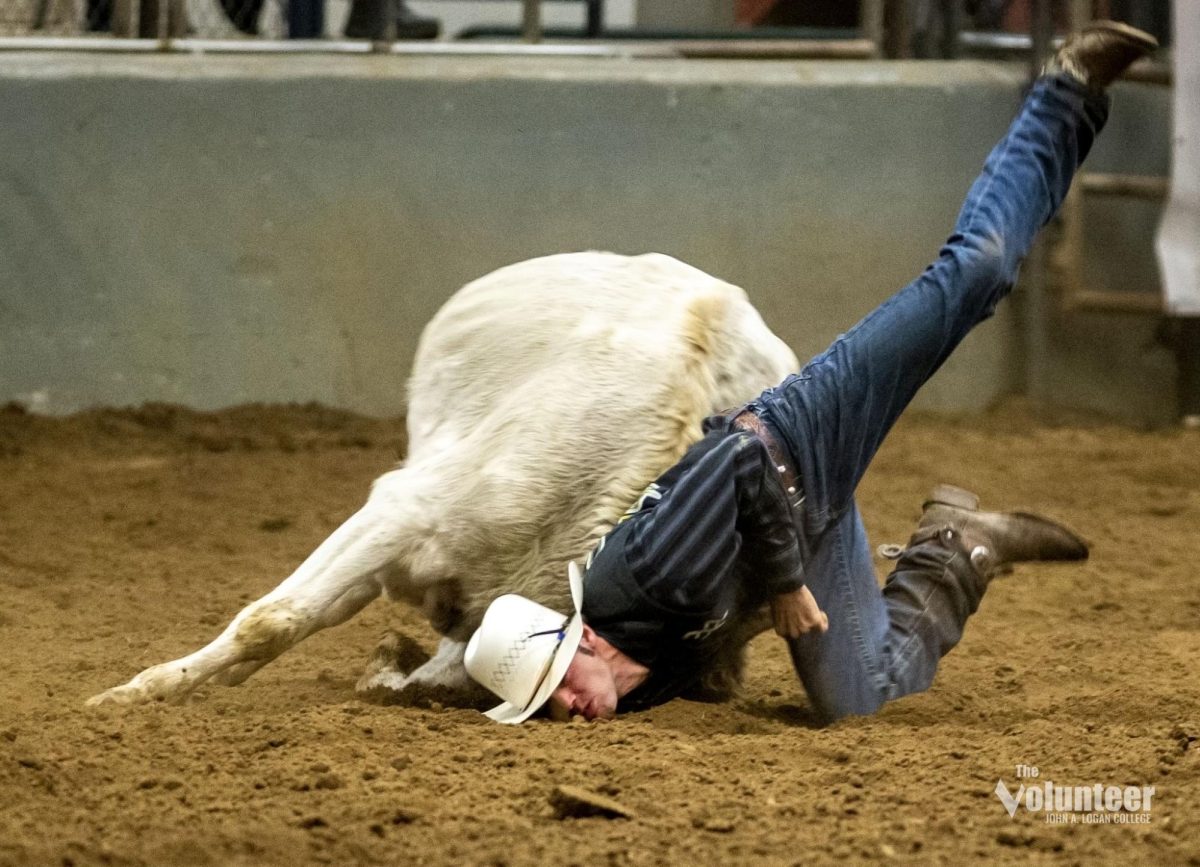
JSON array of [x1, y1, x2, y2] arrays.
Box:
[[859, 0, 884, 58], [1067, 0, 1092, 31], [522, 0, 541, 42], [1029, 0, 1053, 80]]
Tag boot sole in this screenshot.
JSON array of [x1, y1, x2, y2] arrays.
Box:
[[1082, 20, 1159, 53]]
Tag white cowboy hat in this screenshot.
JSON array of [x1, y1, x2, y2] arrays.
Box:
[[463, 561, 585, 724]]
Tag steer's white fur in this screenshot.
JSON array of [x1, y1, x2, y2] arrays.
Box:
[[86, 252, 797, 707]]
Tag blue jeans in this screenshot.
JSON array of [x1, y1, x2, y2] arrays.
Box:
[[747, 75, 1109, 723]]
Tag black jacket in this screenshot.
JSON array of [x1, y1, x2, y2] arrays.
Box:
[[581, 414, 805, 709]]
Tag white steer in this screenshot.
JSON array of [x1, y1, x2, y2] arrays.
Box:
[[87, 252, 797, 708]]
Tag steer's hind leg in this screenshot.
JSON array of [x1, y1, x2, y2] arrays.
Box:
[[86, 498, 415, 707]]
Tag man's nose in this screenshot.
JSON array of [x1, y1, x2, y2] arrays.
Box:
[[549, 685, 574, 721]]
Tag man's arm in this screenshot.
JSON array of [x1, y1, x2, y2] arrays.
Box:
[[730, 434, 829, 638], [626, 430, 826, 637], [731, 432, 805, 594]]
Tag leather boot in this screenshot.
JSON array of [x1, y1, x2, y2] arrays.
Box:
[[911, 484, 1089, 579], [1045, 20, 1157, 91], [394, 1, 439, 39], [345, 0, 439, 40]]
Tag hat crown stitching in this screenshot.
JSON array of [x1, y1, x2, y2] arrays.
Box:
[[490, 618, 566, 690]]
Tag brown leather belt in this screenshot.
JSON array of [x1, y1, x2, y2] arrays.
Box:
[[731, 409, 801, 501]]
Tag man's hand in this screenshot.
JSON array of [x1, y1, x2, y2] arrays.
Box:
[[770, 586, 829, 638]]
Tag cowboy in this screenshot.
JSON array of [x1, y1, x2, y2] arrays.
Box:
[[463, 22, 1157, 726]]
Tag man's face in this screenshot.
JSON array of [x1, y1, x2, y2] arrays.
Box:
[[549, 634, 617, 721]]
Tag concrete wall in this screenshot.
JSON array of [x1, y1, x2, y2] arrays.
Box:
[[0, 53, 1173, 422]]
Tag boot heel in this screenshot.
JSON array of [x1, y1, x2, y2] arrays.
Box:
[[925, 484, 979, 511]]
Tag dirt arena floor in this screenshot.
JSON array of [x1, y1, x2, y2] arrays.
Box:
[[0, 401, 1197, 866]]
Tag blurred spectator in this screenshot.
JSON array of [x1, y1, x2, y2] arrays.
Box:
[[219, 0, 264, 33], [735, 0, 1168, 54], [86, 0, 186, 34], [286, 0, 322, 37], [965, 0, 1007, 29], [911, 0, 961, 57], [1101, 0, 1169, 44], [213, 0, 439, 39], [736, 0, 857, 28], [734, 0, 775, 26], [86, 0, 111, 31], [992, 0, 1169, 45]]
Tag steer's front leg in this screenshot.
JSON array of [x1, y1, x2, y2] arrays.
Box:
[[86, 499, 407, 706]]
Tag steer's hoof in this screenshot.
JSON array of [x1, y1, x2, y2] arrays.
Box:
[[85, 684, 148, 707], [355, 630, 431, 693]]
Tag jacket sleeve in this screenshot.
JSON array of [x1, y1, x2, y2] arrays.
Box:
[[625, 431, 805, 613], [731, 433, 806, 596]]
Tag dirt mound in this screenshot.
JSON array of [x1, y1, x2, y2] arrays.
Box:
[[0, 401, 408, 459]]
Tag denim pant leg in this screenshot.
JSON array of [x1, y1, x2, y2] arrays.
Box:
[[784, 505, 888, 720], [787, 504, 986, 723], [752, 74, 1108, 537], [751, 75, 1109, 722]]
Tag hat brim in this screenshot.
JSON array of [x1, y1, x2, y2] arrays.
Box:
[[567, 559, 584, 610], [483, 611, 584, 724]]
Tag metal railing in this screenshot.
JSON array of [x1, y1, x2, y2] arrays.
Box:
[[1, 0, 1175, 55], [1045, 0, 1171, 317], [1, 0, 888, 54]]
